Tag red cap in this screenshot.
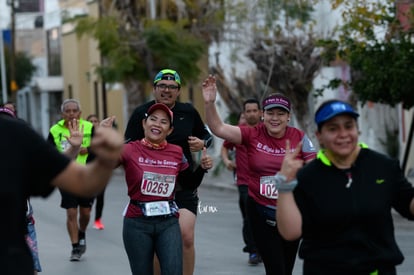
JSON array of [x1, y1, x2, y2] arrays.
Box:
[[146, 103, 173, 124]]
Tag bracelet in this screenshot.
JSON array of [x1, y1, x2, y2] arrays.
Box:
[[274, 173, 298, 193]]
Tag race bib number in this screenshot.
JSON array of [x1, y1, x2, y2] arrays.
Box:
[[259, 176, 278, 199], [141, 172, 176, 197], [143, 201, 171, 216]]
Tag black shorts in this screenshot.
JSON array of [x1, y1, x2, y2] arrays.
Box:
[[59, 189, 94, 209], [175, 189, 199, 215]]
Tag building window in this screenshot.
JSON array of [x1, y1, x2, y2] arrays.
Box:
[[47, 28, 61, 76], [15, 0, 44, 13]]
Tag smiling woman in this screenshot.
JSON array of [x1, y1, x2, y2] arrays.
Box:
[[202, 75, 317, 275], [275, 99, 414, 275], [116, 102, 213, 275], [124, 69, 213, 275]]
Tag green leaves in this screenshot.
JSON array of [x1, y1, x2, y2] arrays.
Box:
[[326, 0, 414, 109], [0, 47, 36, 93], [349, 37, 414, 109], [73, 1, 220, 86]]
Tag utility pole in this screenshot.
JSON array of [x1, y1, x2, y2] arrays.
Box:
[[98, 1, 107, 118], [9, 0, 17, 100], [0, 30, 8, 103]]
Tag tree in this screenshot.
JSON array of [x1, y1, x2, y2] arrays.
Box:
[[74, 0, 224, 115], [322, 0, 414, 109], [0, 47, 37, 101], [210, 0, 326, 134]]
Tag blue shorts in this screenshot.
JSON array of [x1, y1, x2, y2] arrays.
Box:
[[26, 218, 42, 272]]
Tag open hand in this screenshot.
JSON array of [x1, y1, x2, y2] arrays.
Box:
[[201, 75, 217, 104], [65, 119, 84, 148]]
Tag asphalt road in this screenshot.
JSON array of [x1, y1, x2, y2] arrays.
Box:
[[30, 169, 414, 275]]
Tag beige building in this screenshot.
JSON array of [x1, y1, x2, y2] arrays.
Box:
[[61, 1, 125, 130]]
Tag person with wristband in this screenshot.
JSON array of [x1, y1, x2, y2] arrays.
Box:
[[124, 69, 212, 275], [276, 99, 414, 275], [202, 75, 316, 275], [115, 103, 213, 275]]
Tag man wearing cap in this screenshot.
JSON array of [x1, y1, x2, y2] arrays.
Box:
[[276, 99, 414, 275], [202, 74, 316, 275], [125, 69, 212, 275]]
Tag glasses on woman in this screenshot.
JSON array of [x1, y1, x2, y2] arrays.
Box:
[[156, 84, 179, 91]]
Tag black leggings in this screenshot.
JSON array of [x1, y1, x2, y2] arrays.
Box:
[[94, 188, 105, 220], [246, 196, 299, 275]]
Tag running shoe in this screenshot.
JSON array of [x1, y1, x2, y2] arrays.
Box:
[[248, 253, 260, 265], [70, 247, 82, 261], [93, 219, 105, 230], [78, 238, 86, 255]]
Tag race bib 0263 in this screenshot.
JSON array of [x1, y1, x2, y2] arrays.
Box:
[[141, 172, 176, 198]]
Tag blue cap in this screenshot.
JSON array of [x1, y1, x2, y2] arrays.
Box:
[[315, 101, 359, 125], [153, 69, 181, 86]]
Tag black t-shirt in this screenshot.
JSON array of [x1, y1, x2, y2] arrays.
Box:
[[0, 116, 70, 274], [295, 148, 414, 271]]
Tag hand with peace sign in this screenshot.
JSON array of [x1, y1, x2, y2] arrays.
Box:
[[278, 140, 304, 182], [275, 140, 305, 241]]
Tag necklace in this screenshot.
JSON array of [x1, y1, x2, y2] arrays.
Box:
[[345, 171, 353, 188], [140, 138, 167, 150]]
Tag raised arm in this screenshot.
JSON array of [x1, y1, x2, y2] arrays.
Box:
[[202, 75, 242, 144], [52, 126, 123, 197], [275, 140, 304, 241]]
